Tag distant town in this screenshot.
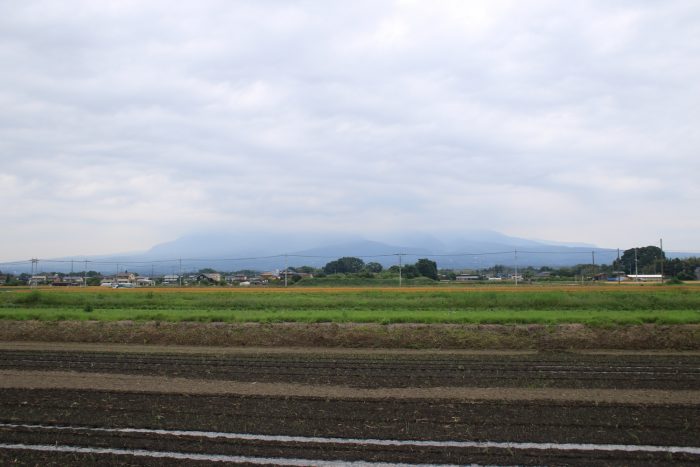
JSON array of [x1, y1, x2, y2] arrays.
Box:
[[2, 246, 699, 287]]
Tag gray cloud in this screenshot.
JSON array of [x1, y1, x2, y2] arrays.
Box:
[[1, 0, 699, 259]]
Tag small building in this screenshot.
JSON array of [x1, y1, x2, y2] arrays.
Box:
[[29, 275, 48, 286], [607, 276, 628, 282], [455, 274, 481, 281], [260, 272, 279, 281], [52, 275, 84, 286], [202, 272, 221, 283], [226, 274, 248, 283], [626, 274, 663, 282], [116, 272, 136, 284], [100, 272, 136, 286], [162, 274, 180, 285], [193, 273, 221, 284], [63, 276, 84, 285], [136, 277, 155, 287], [280, 270, 313, 280]]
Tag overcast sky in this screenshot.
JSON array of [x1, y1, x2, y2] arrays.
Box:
[[1, 0, 699, 261]]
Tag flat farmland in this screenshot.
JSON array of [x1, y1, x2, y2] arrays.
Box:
[[0, 344, 698, 465], [0, 286, 699, 464], [2, 285, 700, 326], [1, 285, 699, 349]]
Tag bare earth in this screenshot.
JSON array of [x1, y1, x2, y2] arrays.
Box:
[[2, 368, 699, 405], [1, 341, 699, 465], [1, 320, 699, 350]]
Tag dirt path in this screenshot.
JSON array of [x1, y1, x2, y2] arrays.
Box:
[[0, 370, 698, 404]]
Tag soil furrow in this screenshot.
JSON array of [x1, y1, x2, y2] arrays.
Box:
[[1, 350, 698, 390], [1, 344, 698, 465]]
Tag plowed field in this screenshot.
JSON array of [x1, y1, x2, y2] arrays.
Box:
[[0, 344, 698, 465]]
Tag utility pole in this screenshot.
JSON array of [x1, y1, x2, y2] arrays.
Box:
[[30, 258, 38, 288], [397, 253, 404, 287], [179, 258, 182, 287], [634, 248, 639, 281], [592, 250, 596, 283], [284, 254, 288, 287], [660, 238, 664, 283], [514, 249, 518, 286], [83, 259, 87, 287]]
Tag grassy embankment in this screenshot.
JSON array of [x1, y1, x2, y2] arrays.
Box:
[[0, 286, 698, 326]]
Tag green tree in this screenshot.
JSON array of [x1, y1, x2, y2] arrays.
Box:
[[615, 246, 665, 274], [364, 262, 383, 273], [86, 277, 102, 286], [664, 257, 700, 280], [296, 265, 317, 274], [402, 264, 419, 279], [415, 258, 438, 280], [388, 264, 418, 278], [439, 269, 457, 281], [323, 257, 365, 274]]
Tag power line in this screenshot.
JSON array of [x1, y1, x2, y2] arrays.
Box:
[[2, 248, 698, 270]]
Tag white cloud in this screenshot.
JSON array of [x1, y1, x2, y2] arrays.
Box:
[[1, 0, 699, 260]]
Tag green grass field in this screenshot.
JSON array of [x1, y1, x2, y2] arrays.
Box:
[[0, 286, 699, 325]]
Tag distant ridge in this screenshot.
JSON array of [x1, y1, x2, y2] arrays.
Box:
[[5, 230, 675, 274], [4, 230, 696, 275]]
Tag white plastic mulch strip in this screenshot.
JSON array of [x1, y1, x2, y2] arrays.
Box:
[[0, 442, 473, 467], [0, 422, 699, 455]]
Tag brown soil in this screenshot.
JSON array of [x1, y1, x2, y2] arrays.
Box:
[[1, 321, 699, 350], [2, 369, 699, 404], [1, 389, 698, 466], [1, 346, 698, 466], [1, 347, 698, 390]]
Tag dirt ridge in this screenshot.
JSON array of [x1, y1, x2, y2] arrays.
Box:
[[2, 369, 699, 404], [1, 321, 699, 350]]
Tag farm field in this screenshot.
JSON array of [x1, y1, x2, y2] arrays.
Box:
[[1, 286, 699, 464], [0, 344, 698, 465], [1, 285, 699, 350], [1, 285, 700, 325]]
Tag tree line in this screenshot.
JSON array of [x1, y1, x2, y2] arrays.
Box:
[[320, 257, 439, 280], [313, 246, 699, 282]]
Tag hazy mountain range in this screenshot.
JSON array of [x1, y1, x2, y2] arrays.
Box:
[[9, 230, 661, 275]]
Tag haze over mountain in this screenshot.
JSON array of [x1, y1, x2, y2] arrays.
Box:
[[4, 230, 648, 275], [144, 230, 601, 258]]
